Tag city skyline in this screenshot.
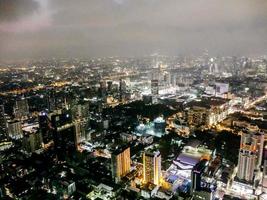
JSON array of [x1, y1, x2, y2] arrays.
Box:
[[0, 1, 267, 200]]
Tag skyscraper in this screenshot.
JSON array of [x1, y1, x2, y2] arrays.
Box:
[[151, 79, 159, 96], [0, 105, 6, 136], [74, 119, 87, 145], [107, 80, 113, 92], [237, 130, 264, 182], [111, 146, 131, 183], [262, 145, 267, 190], [51, 111, 76, 160], [143, 150, 161, 185], [99, 80, 107, 100], [237, 150, 257, 182], [47, 89, 56, 112], [22, 131, 43, 153], [163, 72, 171, 87], [76, 102, 90, 119], [39, 112, 53, 145], [14, 98, 29, 118], [119, 79, 127, 101], [7, 120, 23, 139]]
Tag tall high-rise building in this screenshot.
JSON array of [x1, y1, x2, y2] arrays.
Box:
[[111, 146, 131, 183], [77, 102, 90, 119], [47, 89, 56, 111], [99, 80, 107, 100], [143, 151, 161, 185], [51, 111, 76, 160], [151, 79, 159, 96], [22, 131, 43, 153], [70, 101, 90, 144], [191, 159, 211, 193], [151, 60, 161, 81], [0, 105, 6, 136], [39, 112, 53, 144], [14, 98, 29, 118], [119, 79, 127, 101], [237, 130, 264, 182], [107, 80, 113, 92], [237, 150, 257, 182], [262, 145, 267, 190], [71, 101, 90, 119], [7, 120, 23, 139], [191, 159, 208, 193], [163, 72, 171, 87], [74, 119, 87, 144]]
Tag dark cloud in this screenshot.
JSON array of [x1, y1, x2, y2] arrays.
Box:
[[0, 0, 267, 60], [0, 0, 39, 22]]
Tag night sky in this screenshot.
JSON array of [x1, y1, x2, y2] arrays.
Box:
[[0, 0, 267, 60]]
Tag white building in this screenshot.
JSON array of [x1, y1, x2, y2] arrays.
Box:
[[237, 130, 264, 182]]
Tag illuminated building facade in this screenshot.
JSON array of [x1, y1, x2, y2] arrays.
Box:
[[263, 145, 267, 190], [237, 130, 264, 182], [111, 146, 131, 183], [22, 131, 43, 153], [7, 120, 23, 139], [153, 117, 166, 133], [46, 89, 56, 112], [237, 151, 256, 182], [0, 105, 6, 136], [187, 106, 208, 127], [119, 79, 127, 101], [14, 98, 29, 119], [134, 117, 166, 138], [215, 82, 229, 98], [74, 119, 87, 145], [187, 97, 230, 127], [143, 151, 161, 185], [151, 79, 159, 96]]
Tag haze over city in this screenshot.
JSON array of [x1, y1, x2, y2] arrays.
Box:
[[1, 0, 267, 60]]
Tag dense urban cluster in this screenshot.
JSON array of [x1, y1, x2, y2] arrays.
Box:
[[0, 53, 267, 200]]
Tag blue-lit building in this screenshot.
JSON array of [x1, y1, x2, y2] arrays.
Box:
[[134, 117, 166, 138]]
